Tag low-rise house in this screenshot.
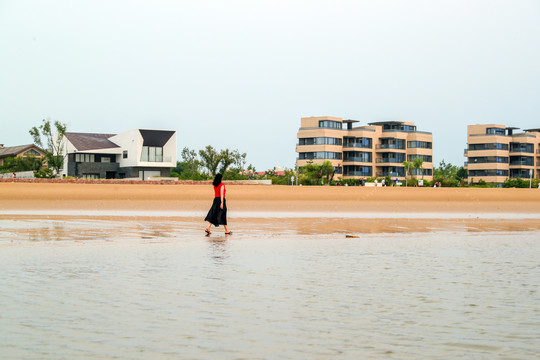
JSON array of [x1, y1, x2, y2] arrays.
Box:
[[0, 144, 46, 166], [61, 129, 177, 180]]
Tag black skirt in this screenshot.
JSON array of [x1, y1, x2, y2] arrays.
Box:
[[204, 197, 227, 226]]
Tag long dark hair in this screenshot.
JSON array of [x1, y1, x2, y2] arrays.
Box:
[[213, 173, 223, 187]]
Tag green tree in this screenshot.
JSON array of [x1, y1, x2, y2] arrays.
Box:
[[433, 160, 460, 187], [456, 166, 467, 181], [218, 149, 235, 175], [199, 145, 222, 176], [321, 160, 335, 184], [413, 157, 424, 179], [402, 161, 413, 186], [29, 119, 67, 175], [299, 160, 335, 185], [0, 156, 43, 173]]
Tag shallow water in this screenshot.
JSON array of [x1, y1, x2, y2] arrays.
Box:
[[0, 217, 539, 359]]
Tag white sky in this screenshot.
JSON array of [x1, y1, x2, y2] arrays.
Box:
[[1, 0, 539, 170]]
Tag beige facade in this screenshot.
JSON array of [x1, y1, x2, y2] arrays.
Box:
[[465, 124, 540, 183], [296, 116, 433, 181], [0, 144, 46, 166]]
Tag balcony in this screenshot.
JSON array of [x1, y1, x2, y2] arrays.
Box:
[[464, 149, 468, 154], [343, 157, 371, 163], [376, 171, 402, 177], [509, 148, 534, 154], [509, 161, 534, 166], [376, 158, 404, 163], [342, 143, 371, 149], [345, 171, 372, 177], [376, 144, 406, 150]]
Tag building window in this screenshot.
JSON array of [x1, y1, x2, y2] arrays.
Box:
[[24, 149, 41, 156], [123, 150, 128, 159], [344, 137, 372, 148], [469, 157, 508, 164], [344, 165, 372, 177], [298, 137, 342, 146], [411, 168, 433, 176], [101, 157, 110, 163], [141, 146, 163, 162], [82, 173, 99, 179], [298, 152, 342, 160], [378, 153, 405, 163], [486, 128, 506, 135], [407, 141, 432, 149], [75, 153, 95, 162], [379, 139, 405, 150], [510, 169, 534, 178], [344, 151, 372, 162], [407, 155, 433, 162], [318, 120, 342, 129], [383, 124, 417, 132], [469, 169, 509, 177], [509, 156, 534, 166], [509, 143, 534, 153], [469, 143, 509, 151]]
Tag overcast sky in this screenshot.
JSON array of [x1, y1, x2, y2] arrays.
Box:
[[1, 0, 539, 170]]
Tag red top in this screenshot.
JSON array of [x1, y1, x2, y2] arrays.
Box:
[[214, 183, 226, 198]]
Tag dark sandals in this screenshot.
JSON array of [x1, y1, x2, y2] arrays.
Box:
[[205, 229, 211, 235], [225, 232, 233, 235]]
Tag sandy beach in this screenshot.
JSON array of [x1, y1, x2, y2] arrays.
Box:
[[1, 181, 540, 213], [1, 182, 540, 234]]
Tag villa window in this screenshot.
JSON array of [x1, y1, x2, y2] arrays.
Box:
[[123, 150, 128, 159], [141, 146, 163, 162], [75, 153, 95, 162], [24, 149, 41, 156]]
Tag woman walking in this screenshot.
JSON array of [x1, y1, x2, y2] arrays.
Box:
[[204, 173, 232, 235]]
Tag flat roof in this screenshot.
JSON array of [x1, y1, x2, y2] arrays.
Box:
[[368, 121, 405, 125], [523, 128, 540, 132]]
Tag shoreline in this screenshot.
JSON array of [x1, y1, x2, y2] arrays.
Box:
[[1, 182, 540, 236]]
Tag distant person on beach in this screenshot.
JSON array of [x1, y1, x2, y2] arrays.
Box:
[[204, 173, 232, 236], [12, 172, 16, 179]]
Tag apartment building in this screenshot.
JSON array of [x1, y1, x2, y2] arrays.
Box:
[[465, 124, 540, 183], [296, 116, 433, 180]]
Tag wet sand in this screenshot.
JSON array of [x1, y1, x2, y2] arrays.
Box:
[[1, 182, 540, 235]]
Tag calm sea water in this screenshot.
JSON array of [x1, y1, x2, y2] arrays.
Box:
[[0, 217, 538, 359]]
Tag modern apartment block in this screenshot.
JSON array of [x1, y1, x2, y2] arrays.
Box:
[[296, 116, 433, 180], [465, 124, 540, 183]]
